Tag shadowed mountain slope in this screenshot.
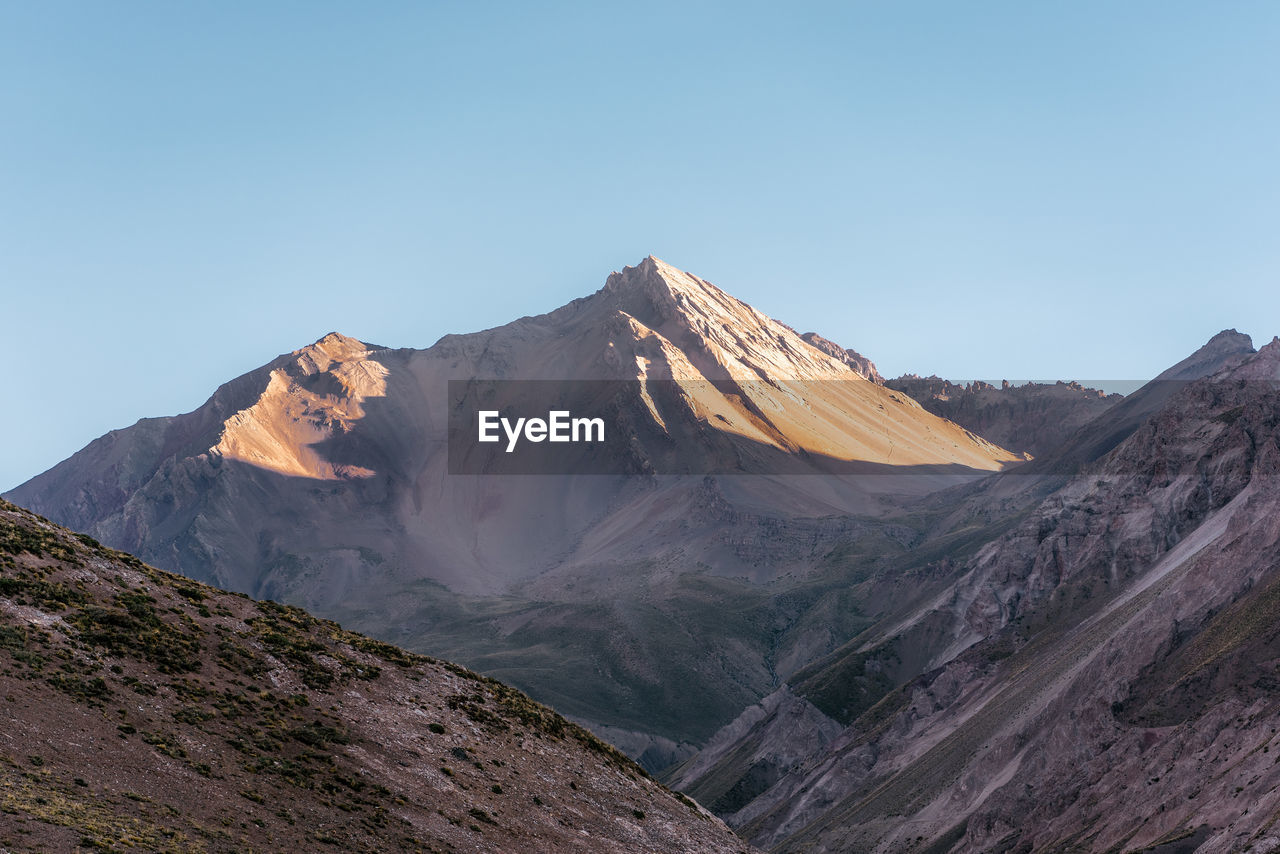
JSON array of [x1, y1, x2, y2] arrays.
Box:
[[670, 334, 1280, 852], [1024, 328, 1256, 474]]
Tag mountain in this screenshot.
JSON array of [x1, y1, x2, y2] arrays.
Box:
[[0, 498, 754, 853], [669, 335, 1280, 852], [12, 251, 1275, 851], [884, 376, 1121, 458], [8, 256, 1016, 592], [4, 257, 1021, 769]]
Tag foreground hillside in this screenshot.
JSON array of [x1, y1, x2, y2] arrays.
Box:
[[0, 499, 754, 853]]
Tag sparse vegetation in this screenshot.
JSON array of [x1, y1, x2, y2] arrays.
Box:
[[0, 499, 745, 852], [46, 674, 111, 704], [70, 591, 203, 674]]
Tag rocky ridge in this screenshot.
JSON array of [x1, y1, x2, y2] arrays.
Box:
[[672, 337, 1280, 852], [884, 376, 1120, 459], [798, 333, 884, 384]]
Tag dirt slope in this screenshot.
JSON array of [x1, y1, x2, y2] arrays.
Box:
[[0, 498, 755, 853]]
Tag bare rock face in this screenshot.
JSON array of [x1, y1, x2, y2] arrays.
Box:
[[885, 376, 1121, 459], [674, 338, 1280, 852], [0, 499, 756, 853], [663, 686, 843, 816]]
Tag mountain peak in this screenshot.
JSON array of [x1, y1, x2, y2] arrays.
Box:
[[598, 257, 841, 378], [593, 257, 914, 390], [598, 257, 769, 361], [1155, 328, 1255, 382], [292, 332, 373, 376], [602, 255, 733, 311], [303, 331, 368, 357], [639, 253, 692, 281], [313, 330, 361, 346], [1200, 328, 1255, 357]]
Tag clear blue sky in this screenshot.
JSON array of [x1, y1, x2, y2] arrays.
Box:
[[3, 1, 1279, 490]]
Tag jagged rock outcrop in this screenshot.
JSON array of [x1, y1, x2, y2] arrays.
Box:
[[885, 375, 1120, 458], [799, 332, 884, 384]]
